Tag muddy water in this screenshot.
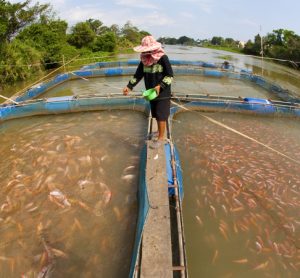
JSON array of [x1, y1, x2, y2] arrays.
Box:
[[167, 45, 300, 98], [119, 45, 300, 98], [36, 76, 146, 99], [33, 45, 299, 101], [1, 44, 300, 278], [173, 76, 279, 99], [172, 112, 300, 277], [0, 111, 147, 277], [37, 74, 276, 100]]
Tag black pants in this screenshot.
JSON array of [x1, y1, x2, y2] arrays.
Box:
[[150, 98, 170, 121]]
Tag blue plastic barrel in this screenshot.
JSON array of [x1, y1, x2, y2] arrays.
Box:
[[243, 97, 275, 113], [243, 97, 271, 104]]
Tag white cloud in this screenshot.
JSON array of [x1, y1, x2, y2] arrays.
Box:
[[132, 12, 175, 27], [115, 0, 158, 9], [62, 5, 105, 22]]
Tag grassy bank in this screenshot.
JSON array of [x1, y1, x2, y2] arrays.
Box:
[[0, 48, 135, 103]]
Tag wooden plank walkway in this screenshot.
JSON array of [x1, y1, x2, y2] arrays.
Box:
[[140, 139, 173, 278]]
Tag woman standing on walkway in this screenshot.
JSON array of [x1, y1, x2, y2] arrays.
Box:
[[123, 35, 173, 149]]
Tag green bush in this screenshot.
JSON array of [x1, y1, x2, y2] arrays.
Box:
[[0, 40, 42, 83], [92, 32, 117, 52], [68, 22, 95, 49]]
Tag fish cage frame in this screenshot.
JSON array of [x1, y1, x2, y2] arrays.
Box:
[[2, 59, 298, 105], [1, 60, 300, 278]]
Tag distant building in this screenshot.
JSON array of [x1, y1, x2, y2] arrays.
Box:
[[238, 41, 246, 48]]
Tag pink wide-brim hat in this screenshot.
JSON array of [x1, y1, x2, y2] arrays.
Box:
[[133, 35, 162, 52]]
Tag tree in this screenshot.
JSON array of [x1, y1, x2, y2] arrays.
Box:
[[18, 20, 68, 48], [92, 32, 117, 52], [211, 36, 224, 46], [0, 0, 52, 83], [68, 22, 95, 48], [264, 29, 300, 61], [243, 40, 252, 53], [224, 37, 235, 46], [17, 19, 69, 68], [253, 34, 262, 54], [177, 36, 195, 45], [158, 37, 177, 45], [121, 21, 140, 43], [86, 18, 103, 34], [0, 39, 42, 83], [139, 30, 150, 38], [109, 24, 120, 36], [242, 35, 262, 55], [0, 2, 157, 85], [266, 29, 298, 48], [0, 0, 50, 44]]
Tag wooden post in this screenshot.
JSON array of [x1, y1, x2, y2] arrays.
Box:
[[62, 55, 66, 73]]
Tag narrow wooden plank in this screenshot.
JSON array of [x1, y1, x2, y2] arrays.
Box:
[[140, 134, 173, 278]]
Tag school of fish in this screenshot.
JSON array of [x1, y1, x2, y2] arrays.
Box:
[[174, 112, 300, 278], [0, 111, 146, 277]]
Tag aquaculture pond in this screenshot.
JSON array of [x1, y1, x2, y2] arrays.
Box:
[[33, 74, 278, 101], [0, 110, 147, 277], [173, 111, 300, 277], [1, 44, 300, 278]]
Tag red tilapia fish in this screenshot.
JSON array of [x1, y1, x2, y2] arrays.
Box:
[[49, 189, 71, 208]]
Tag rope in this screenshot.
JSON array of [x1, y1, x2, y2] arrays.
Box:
[[171, 99, 300, 251], [0, 53, 129, 68], [11, 55, 80, 99], [103, 84, 123, 90], [0, 94, 18, 104], [171, 100, 300, 165], [70, 72, 89, 81]]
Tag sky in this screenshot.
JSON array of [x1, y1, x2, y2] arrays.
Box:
[[12, 0, 300, 41]]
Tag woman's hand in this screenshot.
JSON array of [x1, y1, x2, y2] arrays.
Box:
[[154, 85, 161, 95], [123, 87, 130, 95]]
